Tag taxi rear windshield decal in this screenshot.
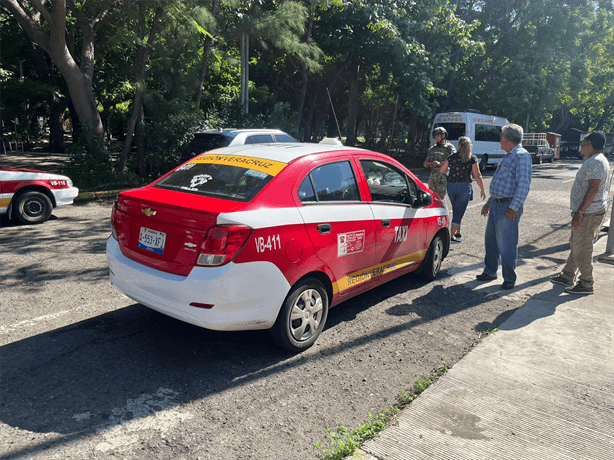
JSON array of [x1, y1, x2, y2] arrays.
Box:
[[157, 157, 285, 202], [190, 154, 287, 177]]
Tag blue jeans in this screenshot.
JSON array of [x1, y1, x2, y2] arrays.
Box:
[[483, 201, 523, 283], [447, 182, 472, 227]]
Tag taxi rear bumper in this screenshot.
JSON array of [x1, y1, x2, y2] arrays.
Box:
[[106, 237, 290, 331]]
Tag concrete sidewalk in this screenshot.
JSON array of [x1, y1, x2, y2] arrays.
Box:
[[355, 234, 614, 460]]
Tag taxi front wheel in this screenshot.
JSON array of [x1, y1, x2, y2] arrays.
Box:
[[14, 191, 53, 224], [420, 235, 444, 281], [271, 278, 329, 353]]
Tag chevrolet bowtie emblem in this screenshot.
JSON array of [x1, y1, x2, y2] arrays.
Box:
[[142, 207, 157, 217]]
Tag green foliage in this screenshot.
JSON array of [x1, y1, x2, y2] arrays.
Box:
[[313, 409, 399, 460], [478, 327, 499, 339], [62, 125, 129, 190], [447, 0, 613, 132], [138, 108, 208, 178], [3, 0, 613, 175]]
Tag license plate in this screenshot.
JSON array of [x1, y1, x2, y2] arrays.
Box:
[[138, 227, 166, 254]]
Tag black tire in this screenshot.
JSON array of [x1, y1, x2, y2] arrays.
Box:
[[14, 191, 53, 224], [271, 278, 329, 352], [420, 234, 445, 281]]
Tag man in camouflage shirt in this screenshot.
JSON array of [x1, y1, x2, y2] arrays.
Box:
[[424, 127, 456, 199]]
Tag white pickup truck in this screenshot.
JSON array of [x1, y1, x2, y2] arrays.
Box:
[[522, 133, 555, 164]]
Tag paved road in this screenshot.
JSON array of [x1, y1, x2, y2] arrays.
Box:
[[1, 158, 609, 459]]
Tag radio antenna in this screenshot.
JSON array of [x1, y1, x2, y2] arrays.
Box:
[[326, 87, 343, 144]]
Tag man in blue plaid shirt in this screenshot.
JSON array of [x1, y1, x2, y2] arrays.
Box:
[[476, 124, 532, 289]]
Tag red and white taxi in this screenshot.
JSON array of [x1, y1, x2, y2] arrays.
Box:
[[0, 168, 79, 224], [107, 143, 450, 352]]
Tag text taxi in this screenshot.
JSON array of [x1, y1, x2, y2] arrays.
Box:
[[0, 168, 79, 224], [107, 143, 450, 352]]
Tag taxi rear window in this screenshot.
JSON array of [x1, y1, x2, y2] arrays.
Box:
[[155, 154, 287, 202]]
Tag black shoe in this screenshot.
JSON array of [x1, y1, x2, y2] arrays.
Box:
[[550, 274, 573, 287], [565, 284, 593, 295], [454, 234, 462, 243], [501, 281, 515, 289], [476, 273, 497, 281]]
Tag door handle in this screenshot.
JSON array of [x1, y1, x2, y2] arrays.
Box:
[[381, 219, 391, 228], [317, 224, 331, 234]]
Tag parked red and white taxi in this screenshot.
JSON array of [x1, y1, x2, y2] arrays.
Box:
[[0, 168, 79, 224], [107, 143, 450, 351]]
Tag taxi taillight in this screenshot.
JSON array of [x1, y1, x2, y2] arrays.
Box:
[[197, 225, 252, 266]]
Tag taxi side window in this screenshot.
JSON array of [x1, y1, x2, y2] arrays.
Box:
[[299, 161, 360, 203], [359, 160, 417, 205], [298, 177, 317, 202]]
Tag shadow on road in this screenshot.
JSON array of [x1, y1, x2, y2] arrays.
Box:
[[0, 264, 515, 459]]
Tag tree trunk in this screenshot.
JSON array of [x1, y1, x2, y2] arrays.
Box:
[[195, 0, 219, 111], [296, 1, 316, 131], [304, 92, 318, 142], [2, 0, 106, 138], [48, 99, 66, 153], [346, 60, 360, 146], [136, 104, 146, 177], [119, 5, 166, 175]]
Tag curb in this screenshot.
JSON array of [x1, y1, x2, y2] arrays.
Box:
[[73, 189, 128, 202]]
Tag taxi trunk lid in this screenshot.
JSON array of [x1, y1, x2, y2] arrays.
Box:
[[112, 188, 242, 276]]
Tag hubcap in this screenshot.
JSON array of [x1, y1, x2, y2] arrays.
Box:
[[24, 198, 44, 218], [433, 240, 443, 273], [290, 289, 323, 341]]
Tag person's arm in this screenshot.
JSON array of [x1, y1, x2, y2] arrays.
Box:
[[423, 150, 433, 168], [471, 163, 486, 200], [571, 179, 601, 228], [439, 160, 449, 174]]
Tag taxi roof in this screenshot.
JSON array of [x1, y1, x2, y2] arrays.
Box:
[[195, 142, 365, 164]]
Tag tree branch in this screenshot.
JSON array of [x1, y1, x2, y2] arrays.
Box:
[[0, 0, 50, 52]]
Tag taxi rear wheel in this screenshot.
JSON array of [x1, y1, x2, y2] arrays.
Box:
[[271, 278, 329, 353], [420, 235, 444, 281], [14, 191, 53, 224]]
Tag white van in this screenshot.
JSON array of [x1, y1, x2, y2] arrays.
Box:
[[430, 112, 509, 171]]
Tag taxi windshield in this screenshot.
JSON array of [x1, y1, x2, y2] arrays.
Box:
[[155, 162, 274, 202]]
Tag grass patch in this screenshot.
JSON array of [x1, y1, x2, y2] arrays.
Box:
[[478, 327, 499, 339], [313, 357, 451, 460]]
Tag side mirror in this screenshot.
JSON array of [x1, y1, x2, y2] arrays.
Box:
[[413, 190, 432, 208]]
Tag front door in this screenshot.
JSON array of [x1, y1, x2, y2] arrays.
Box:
[[358, 159, 427, 278]]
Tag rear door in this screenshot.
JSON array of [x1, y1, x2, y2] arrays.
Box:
[[295, 158, 376, 296]]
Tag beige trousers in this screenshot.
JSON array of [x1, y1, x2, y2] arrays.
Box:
[[561, 210, 605, 287]]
